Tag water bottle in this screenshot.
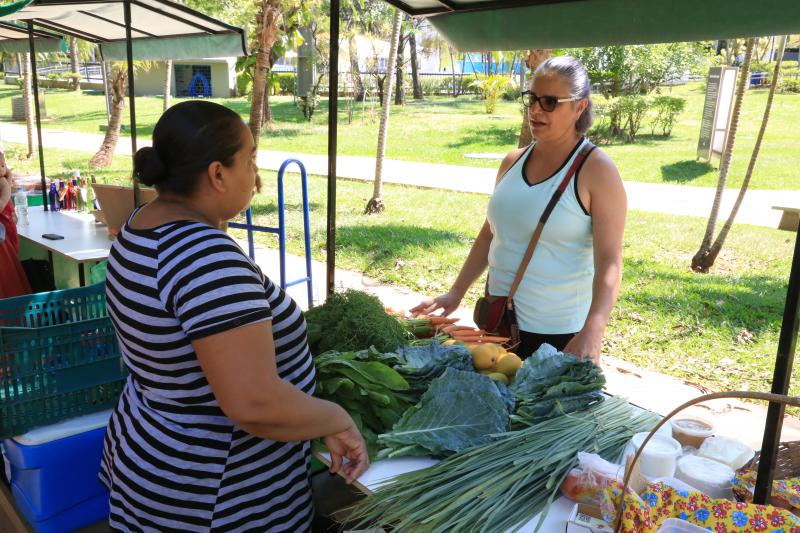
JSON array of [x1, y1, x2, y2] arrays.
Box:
[[14, 186, 29, 227]]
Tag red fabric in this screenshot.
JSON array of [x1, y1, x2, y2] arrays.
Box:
[[0, 201, 18, 250], [0, 201, 31, 298]]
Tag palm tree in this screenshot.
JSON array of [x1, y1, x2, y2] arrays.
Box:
[[89, 64, 127, 168], [17, 54, 35, 159], [248, 0, 281, 144], [696, 36, 788, 271], [518, 49, 550, 147], [69, 37, 80, 91], [365, 8, 402, 215], [691, 38, 754, 272], [163, 60, 172, 112]]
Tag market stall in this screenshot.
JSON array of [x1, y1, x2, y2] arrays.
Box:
[[318, 0, 800, 530]]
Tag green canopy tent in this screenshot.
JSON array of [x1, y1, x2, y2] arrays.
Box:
[[0, 0, 247, 207], [325, 0, 800, 506]]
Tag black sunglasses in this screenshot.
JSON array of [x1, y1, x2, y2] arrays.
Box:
[[520, 90, 579, 112]]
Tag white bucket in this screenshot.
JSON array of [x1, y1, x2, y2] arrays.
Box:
[[623, 432, 682, 478]]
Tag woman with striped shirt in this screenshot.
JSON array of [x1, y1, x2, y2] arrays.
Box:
[[100, 101, 368, 532]]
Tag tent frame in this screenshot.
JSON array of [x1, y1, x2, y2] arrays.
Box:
[[325, 0, 800, 506], [12, 0, 247, 209]]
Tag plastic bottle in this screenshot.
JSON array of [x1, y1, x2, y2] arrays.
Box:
[[80, 178, 88, 212], [66, 180, 76, 210], [49, 182, 60, 211], [58, 180, 67, 210], [14, 186, 29, 227]]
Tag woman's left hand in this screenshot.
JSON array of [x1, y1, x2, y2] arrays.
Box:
[[563, 329, 602, 364]]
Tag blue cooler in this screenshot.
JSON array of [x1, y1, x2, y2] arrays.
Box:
[[1, 411, 112, 533]]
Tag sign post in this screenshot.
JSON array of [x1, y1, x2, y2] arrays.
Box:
[[697, 66, 738, 164]]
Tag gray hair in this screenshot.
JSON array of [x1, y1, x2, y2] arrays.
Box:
[[533, 56, 593, 134]]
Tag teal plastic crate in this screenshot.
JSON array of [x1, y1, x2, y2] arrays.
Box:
[[0, 285, 126, 438], [0, 284, 107, 328]]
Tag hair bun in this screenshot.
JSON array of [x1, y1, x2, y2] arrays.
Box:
[[133, 146, 167, 187]]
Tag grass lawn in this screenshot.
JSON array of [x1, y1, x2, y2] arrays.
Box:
[[1, 82, 799, 188], [5, 142, 797, 403], [231, 168, 795, 401]]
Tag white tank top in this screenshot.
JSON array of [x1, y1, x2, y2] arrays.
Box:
[[487, 138, 594, 334]]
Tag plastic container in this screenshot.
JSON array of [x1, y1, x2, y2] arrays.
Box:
[[623, 432, 682, 478], [14, 186, 29, 227], [671, 416, 714, 448], [656, 517, 709, 533], [675, 455, 735, 499], [0, 284, 126, 438], [698, 436, 754, 470], [2, 415, 111, 533]]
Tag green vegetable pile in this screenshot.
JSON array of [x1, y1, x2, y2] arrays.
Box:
[[511, 343, 606, 426], [377, 368, 510, 459], [348, 397, 660, 533], [314, 349, 413, 457], [305, 290, 408, 354]]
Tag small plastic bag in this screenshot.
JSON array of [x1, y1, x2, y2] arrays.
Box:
[[562, 452, 625, 505]]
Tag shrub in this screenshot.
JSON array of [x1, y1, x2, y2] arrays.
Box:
[[236, 71, 252, 97], [781, 77, 800, 94], [501, 80, 521, 102], [608, 95, 650, 142], [470, 74, 515, 114], [271, 72, 296, 95], [650, 96, 686, 137]]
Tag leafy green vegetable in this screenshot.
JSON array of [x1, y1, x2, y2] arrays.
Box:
[[377, 368, 510, 459], [511, 343, 606, 426], [314, 349, 412, 458], [385, 341, 473, 400], [304, 290, 409, 354]]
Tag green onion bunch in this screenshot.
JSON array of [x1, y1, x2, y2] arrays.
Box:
[[347, 396, 659, 533]]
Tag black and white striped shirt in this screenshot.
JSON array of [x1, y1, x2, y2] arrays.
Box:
[[99, 217, 316, 532]]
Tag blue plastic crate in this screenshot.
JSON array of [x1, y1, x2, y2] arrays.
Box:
[[3, 424, 110, 532], [0, 284, 126, 438]]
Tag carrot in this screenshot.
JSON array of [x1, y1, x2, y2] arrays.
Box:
[[442, 324, 474, 334], [475, 336, 511, 343], [428, 316, 459, 325], [451, 329, 486, 337], [450, 332, 483, 340]]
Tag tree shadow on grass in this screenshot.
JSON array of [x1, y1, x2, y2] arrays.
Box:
[[447, 124, 518, 149], [249, 201, 323, 217], [337, 223, 466, 271], [622, 256, 787, 337], [661, 160, 715, 183]]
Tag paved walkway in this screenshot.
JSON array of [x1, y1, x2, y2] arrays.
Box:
[[3, 122, 799, 229]]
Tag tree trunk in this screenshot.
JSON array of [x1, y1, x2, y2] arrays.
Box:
[[163, 59, 172, 112], [261, 82, 272, 126], [518, 49, 551, 148], [394, 29, 405, 106], [409, 33, 423, 100], [691, 38, 754, 272], [448, 46, 458, 98], [20, 54, 34, 159], [348, 34, 365, 102], [365, 9, 402, 215], [701, 36, 788, 269], [89, 66, 126, 168], [249, 0, 281, 147], [70, 37, 80, 91]]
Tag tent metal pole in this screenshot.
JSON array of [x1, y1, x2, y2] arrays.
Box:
[[755, 227, 800, 503], [27, 22, 48, 211], [326, 0, 340, 297], [124, 0, 140, 207]]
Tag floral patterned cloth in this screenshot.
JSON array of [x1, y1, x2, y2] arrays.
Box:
[[734, 470, 800, 513], [603, 480, 800, 532]]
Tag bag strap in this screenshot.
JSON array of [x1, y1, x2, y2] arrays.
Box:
[[506, 140, 596, 305]]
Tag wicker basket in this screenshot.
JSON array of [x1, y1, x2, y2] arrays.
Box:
[[745, 440, 800, 480]]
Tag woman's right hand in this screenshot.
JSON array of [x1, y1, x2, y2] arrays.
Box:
[[324, 424, 369, 485], [410, 290, 463, 317]]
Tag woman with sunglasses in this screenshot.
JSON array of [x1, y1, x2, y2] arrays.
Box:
[[412, 56, 626, 363]]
